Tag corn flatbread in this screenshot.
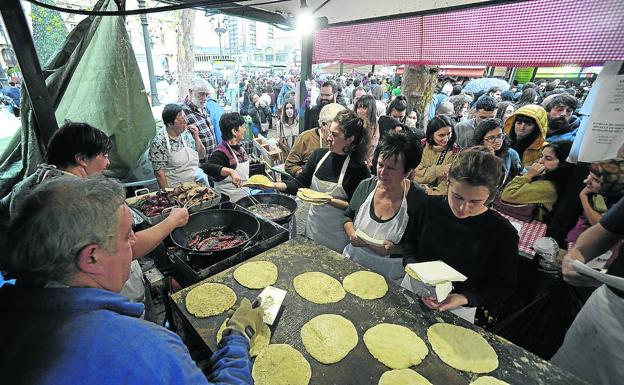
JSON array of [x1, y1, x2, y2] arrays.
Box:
[[427, 323, 499, 373], [364, 323, 429, 369], [216, 318, 271, 357], [378, 369, 433, 385], [252, 344, 311, 385], [185, 283, 236, 318], [296, 190, 328, 205], [233, 261, 278, 289], [301, 314, 358, 364], [243, 174, 274, 188], [343, 271, 388, 300], [293, 272, 346, 304], [298, 188, 332, 200], [469, 376, 510, 385]]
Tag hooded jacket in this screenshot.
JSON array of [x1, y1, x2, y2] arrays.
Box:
[[504, 104, 548, 167]]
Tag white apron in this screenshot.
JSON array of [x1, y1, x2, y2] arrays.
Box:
[[213, 142, 250, 203], [164, 130, 199, 186], [551, 285, 624, 385], [343, 179, 409, 284], [305, 151, 350, 253]]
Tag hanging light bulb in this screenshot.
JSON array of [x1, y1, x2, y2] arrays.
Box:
[[295, 0, 315, 35]]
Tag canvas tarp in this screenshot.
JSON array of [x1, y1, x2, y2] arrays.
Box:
[[0, 0, 156, 197]]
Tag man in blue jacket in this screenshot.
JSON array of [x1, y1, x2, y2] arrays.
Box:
[[0, 175, 262, 385], [205, 87, 225, 144]]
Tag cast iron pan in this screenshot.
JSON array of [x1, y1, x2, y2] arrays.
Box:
[[235, 193, 298, 225], [170, 209, 260, 255]]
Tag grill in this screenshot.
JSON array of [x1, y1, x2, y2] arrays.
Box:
[[166, 201, 291, 287]]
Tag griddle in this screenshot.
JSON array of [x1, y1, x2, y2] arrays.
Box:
[[170, 237, 588, 385]]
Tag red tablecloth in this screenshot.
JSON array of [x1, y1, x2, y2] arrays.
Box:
[[495, 211, 548, 256]]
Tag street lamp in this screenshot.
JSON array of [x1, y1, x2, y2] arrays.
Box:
[[209, 16, 227, 58]]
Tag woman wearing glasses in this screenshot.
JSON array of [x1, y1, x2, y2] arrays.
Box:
[[503, 104, 548, 167], [470, 118, 523, 186]]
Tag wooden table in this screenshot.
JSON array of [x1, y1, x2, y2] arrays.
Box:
[[170, 237, 587, 385]]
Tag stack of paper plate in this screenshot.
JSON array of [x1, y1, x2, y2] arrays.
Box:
[[297, 188, 332, 205], [355, 228, 386, 247]]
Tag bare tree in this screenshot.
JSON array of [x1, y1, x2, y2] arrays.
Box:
[[176, 8, 196, 100], [401, 65, 438, 129]]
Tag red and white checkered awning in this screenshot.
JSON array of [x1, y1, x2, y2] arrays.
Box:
[[312, 0, 624, 67]]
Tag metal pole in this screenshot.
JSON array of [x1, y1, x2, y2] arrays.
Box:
[[137, 0, 159, 106], [339, 62, 343, 76], [298, 32, 313, 134], [0, 0, 57, 146]]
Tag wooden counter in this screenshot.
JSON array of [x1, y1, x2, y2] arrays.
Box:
[[170, 237, 587, 385]]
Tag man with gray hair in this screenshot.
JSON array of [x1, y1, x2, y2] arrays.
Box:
[[184, 77, 217, 157], [0, 175, 262, 385]]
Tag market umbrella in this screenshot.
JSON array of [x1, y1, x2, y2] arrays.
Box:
[[463, 78, 510, 93]]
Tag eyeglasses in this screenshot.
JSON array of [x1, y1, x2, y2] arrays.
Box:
[[515, 116, 534, 125], [484, 133, 506, 143]]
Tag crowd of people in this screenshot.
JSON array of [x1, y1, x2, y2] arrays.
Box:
[[1, 69, 622, 385]]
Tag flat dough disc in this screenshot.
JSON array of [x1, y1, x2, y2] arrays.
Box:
[[301, 314, 358, 364], [343, 271, 388, 299], [216, 318, 271, 357], [470, 376, 510, 385], [233, 261, 278, 289], [185, 283, 236, 318], [427, 323, 499, 373], [252, 344, 312, 385], [379, 369, 433, 385], [293, 272, 345, 304], [364, 323, 429, 369]]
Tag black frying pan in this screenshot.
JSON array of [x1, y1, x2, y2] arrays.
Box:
[[170, 209, 260, 255], [235, 193, 298, 225]]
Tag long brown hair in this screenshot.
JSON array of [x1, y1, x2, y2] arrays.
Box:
[[333, 109, 370, 164]]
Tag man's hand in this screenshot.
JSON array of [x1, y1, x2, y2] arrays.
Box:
[[526, 162, 546, 180], [421, 293, 468, 311], [225, 298, 264, 342], [561, 252, 601, 287], [167, 207, 189, 228]]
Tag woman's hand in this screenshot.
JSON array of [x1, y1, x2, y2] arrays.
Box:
[[227, 169, 242, 187], [526, 162, 545, 180], [187, 123, 200, 138], [421, 293, 468, 311], [442, 163, 451, 176], [348, 230, 367, 248], [579, 186, 592, 197]]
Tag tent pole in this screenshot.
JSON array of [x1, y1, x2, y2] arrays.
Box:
[[138, 0, 160, 106], [298, 32, 313, 134], [0, 0, 57, 146]]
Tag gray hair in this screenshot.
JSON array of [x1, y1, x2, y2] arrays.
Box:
[[2, 175, 126, 285], [189, 77, 210, 92], [318, 103, 346, 125]]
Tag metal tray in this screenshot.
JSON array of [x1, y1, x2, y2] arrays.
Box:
[[126, 186, 221, 226]]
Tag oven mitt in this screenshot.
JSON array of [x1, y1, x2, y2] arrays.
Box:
[[224, 298, 264, 343]]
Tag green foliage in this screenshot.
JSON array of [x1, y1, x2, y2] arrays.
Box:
[[31, 0, 69, 66]]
